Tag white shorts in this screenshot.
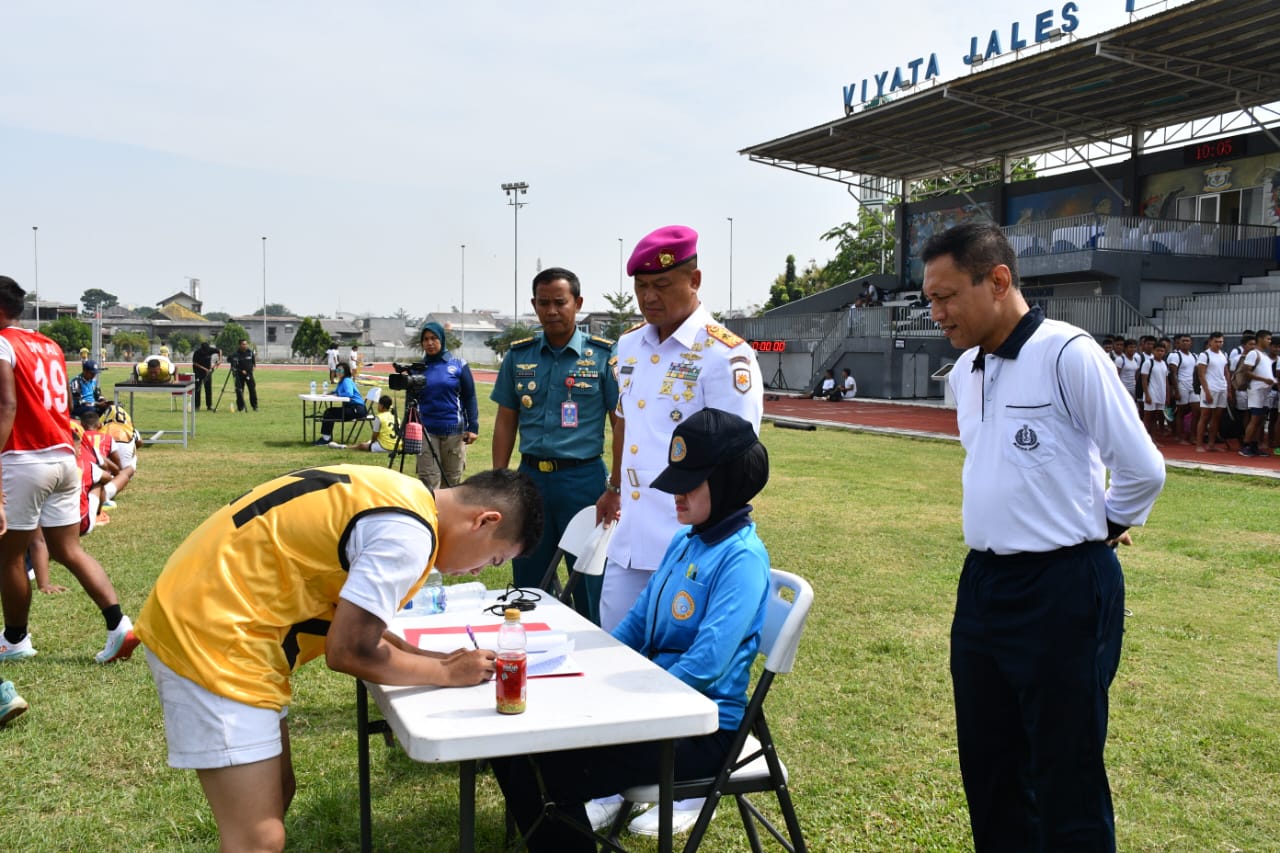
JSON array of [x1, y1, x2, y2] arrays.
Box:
[[146, 651, 288, 770], [115, 440, 138, 470], [1, 456, 82, 530], [1199, 389, 1228, 410], [1143, 401, 1165, 413], [1248, 386, 1271, 410], [1176, 382, 1198, 405], [369, 442, 388, 454]]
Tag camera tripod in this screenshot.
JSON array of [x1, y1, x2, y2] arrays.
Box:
[[386, 391, 452, 489], [210, 365, 234, 412]]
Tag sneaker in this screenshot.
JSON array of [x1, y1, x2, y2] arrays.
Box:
[[584, 797, 643, 832], [1239, 447, 1258, 457], [0, 634, 37, 662], [102, 499, 118, 510], [0, 680, 28, 726], [327, 441, 347, 449], [96, 615, 140, 664], [627, 801, 713, 837], [313, 437, 331, 446]]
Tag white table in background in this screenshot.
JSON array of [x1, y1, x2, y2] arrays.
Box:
[[358, 593, 719, 853], [297, 393, 346, 442]]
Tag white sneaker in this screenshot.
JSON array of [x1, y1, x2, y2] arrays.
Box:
[[627, 800, 713, 837], [584, 798, 625, 832], [96, 615, 140, 664], [0, 634, 37, 662], [0, 679, 28, 726]]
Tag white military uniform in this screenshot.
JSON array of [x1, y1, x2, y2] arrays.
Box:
[[601, 304, 763, 629]]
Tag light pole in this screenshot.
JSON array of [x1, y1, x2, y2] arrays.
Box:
[[261, 237, 268, 361], [501, 182, 528, 322], [726, 217, 734, 317], [31, 226, 39, 327], [617, 237, 624, 293], [460, 243, 466, 358]]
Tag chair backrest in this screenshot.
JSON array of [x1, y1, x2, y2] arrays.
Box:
[[760, 569, 813, 675], [556, 505, 614, 578]]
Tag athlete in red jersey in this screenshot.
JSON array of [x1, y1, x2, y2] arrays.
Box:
[[0, 275, 138, 664]]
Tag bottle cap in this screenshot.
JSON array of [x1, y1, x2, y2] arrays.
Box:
[[504, 608, 521, 621]]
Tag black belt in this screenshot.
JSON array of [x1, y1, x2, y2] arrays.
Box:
[[521, 455, 596, 473]]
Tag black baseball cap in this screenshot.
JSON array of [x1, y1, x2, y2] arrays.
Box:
[[650, 408, 759, 495]]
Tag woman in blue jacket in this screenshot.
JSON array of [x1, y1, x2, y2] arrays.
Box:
[[493, 408, 771, 852], [315, 363, 367, 445], [415, 321, 478, 489]]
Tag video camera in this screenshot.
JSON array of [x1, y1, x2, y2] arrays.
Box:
[[388, 362, 426, 393]]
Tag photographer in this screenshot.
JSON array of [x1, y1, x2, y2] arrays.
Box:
[[409, 322, 478, 490]]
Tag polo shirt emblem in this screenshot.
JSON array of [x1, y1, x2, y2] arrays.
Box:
[[1013, 424, 1040, 451]]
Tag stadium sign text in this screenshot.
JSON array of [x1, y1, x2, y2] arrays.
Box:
[[842, 2, 1081, 115]]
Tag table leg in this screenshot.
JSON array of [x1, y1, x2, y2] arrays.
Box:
[[659, 739, 674, 853], [358, 681, 373, 853], [301, 400, 307, 442], [459, 759, 477, 853]]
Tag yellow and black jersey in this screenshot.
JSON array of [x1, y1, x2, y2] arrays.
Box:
[[135, 464, 438, 710]]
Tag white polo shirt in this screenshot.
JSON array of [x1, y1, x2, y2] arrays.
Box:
[[948, 310, 1165, 555], [606, 304, 763, 571]]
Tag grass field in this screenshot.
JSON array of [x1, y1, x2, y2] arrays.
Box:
[[2, 366, 1279, 851]]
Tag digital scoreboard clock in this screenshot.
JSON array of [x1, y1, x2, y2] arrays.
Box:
[[1183, 135, 1248, 166], [749, 340, 787, 353]]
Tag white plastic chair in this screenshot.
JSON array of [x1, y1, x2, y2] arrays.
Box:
[[537, 505, 614, 604], [608, 569, 814, 853]]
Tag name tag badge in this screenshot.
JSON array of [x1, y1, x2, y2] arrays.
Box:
[[560, 400, 579, 428]]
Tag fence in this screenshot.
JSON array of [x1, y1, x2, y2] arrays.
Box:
[[1157, 289, 1280, 337], [1002, 214, 1276, 260]]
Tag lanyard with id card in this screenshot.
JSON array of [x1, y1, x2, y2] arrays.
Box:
[[561, 376, 579, 428]]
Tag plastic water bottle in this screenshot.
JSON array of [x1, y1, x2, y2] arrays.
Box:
[[407, 567, 446, 614], [496, 608, 527, 714], [321, 380, 329, 394], [310, 380, 317, 395], [445, 581, 487, 611]]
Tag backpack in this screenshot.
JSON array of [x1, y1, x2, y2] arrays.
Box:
[[1232, 354, 1253, 392], [1192, 355, 1202, 396]]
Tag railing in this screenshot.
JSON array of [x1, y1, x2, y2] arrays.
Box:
[[1157, 289, 1280, 337], [1002, 214, 1276, 260], [725, 313, 843, 349], [857, 294, 1161, 339]]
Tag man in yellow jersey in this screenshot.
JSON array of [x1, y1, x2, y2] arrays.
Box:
[[135, 465, 542, 853]]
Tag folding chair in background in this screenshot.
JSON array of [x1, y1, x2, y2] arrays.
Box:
[[607, 568, 814, 853]]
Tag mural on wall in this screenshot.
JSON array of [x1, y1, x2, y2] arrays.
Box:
[[1005, 180, 1126, 226], [905, 202, 994, 284], [1142, 152, 1280, 223]]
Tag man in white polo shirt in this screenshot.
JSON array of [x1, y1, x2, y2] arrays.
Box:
[[1239, 329, 1276, 457], [923, 222, 1165, 852]]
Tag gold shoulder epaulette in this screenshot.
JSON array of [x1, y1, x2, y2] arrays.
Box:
[[704, 324, 745, 348], [621, 322, 645, 336], [508, 336, 536, 348], [589, 334, 615, 348]]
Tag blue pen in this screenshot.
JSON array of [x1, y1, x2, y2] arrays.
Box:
[[465, 624, 480, 650]]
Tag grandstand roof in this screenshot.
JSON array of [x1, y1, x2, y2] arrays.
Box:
[[741, 0, 1280, 185]]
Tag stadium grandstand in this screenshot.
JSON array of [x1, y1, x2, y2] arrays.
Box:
[[731, 0, 1279, 400]]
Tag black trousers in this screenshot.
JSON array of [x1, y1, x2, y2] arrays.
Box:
[[193, 368, 213, 409], [951, 541, 1124, 852], [492, 728, 735, 853], [234, 373, 258, 411], [320, 402, 366, 439]]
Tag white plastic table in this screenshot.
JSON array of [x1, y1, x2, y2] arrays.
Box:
[[298, 393, 347, 442], [358, 593, 719, 853], [112, 381, 196, 447]]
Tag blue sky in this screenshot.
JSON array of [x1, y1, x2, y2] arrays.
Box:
[[0, 1, 1137, 319]]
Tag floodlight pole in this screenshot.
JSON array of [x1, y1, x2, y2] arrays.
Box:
[[32, 226, 39, 327], [618, 237, 624, 292], [460, 243, 466, 358], [726, 217, 734, 317], [261, 237, 268, 361], [501, 182, 528, 323]]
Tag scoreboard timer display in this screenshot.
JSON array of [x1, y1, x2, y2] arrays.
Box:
[[749, 340, 787, 353], [1182, 135, 1248, 166]]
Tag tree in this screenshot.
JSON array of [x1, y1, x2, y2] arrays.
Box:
[[135, 306, 159, 319], [291, 318, 331, 360], [251, 304, 293, 317], [394, 307, 421, 328], [909, 157, 1037, 201], [486, 322, 535, 359], [601, 289, 637, 341], [40, 316, 91, 354], [80, 288, 119, 313], [166, 332, 195, 356], [111, 330, 149, 360], [821, 205, 897, 286], [205, 311, 231, 322], [215, 322, 249, 354]]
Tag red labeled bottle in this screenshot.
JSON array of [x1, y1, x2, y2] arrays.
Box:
[[496, 607, 527, 714]]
